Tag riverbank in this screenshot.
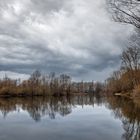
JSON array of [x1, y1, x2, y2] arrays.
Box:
[[114, 92, 132, 99], [114, 92, 140, 108], [0, 92, 90, 98]]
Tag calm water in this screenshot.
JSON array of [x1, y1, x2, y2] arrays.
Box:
[[0, 95, 139, 140]]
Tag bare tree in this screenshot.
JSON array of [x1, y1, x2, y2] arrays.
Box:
[[122, 46, 140, 71], [121, 45, 140, 85], [60, 74, 71, 95], [29, 70, 41, 95], [107, 0, 140, 28]]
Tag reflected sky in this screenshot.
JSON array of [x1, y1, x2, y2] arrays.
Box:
[[0, 96, 139, 140]]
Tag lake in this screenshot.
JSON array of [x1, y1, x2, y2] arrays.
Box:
[[0, 95, 139, 140]]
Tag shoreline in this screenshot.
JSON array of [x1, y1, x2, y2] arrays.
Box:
[[0, 92, 91, 98]]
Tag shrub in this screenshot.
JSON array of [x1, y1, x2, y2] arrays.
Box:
[[133, 85, 140, 98]]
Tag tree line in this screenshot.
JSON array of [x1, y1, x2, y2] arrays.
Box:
[[105, 30, 140, 95], [105, 0, 140, 98], [0, 71, 103, 97]]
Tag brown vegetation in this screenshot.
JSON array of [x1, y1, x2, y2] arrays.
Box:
[[105, 39, 140, 98], [0, 71, 103, 97], [106, 0, 140, 100]]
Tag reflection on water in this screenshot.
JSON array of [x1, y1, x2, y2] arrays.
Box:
[[0, 95, 139, 140], [0, 95, 101, 121], [107, 97, 140, 140]]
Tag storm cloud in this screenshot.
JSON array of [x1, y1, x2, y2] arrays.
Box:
[[0, 0, 133, 81]]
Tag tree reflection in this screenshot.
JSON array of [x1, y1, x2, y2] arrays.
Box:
[[107, 96, 140, 140], [0, 95, 139, 139], [0, 95, 101, 121]]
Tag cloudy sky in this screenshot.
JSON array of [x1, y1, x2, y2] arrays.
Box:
[[0, 0, 133, 81]]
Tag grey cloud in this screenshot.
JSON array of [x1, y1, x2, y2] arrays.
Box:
[[0, 0, 133, 81], [30, 0, 67, 14]]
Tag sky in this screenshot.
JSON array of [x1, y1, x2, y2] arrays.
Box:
[[0, 0, 133, 81]]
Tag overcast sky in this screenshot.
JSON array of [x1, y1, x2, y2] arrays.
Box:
[[0, 0, 133, 81]]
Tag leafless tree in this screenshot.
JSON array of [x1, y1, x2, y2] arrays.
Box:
[[121, 45, 140, 85], [107, 0, 140, 28], [122, 46, 140, 71], [60, 74, 71, 95]]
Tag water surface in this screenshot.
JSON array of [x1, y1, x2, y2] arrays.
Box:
[[0, 96, 139, 140]]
